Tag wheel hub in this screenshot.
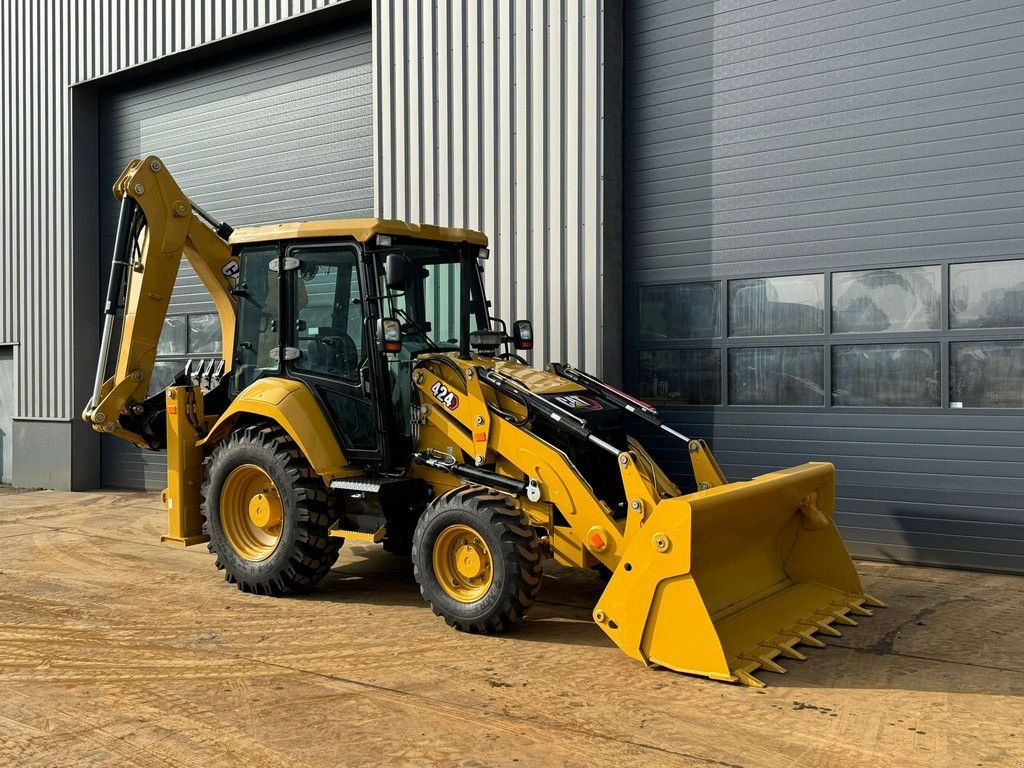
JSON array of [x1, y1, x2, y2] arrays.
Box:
[[248, 492, 281, 529], [220, 464, 284, 562], [455, 543, 484, 579], [432, 524, 493, 603]]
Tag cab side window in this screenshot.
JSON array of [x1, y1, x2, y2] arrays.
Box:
[[292, 246, 364, 381], [232, 245, 281, 394]]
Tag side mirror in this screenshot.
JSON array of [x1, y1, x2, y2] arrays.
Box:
[[384, 253, 407, 291], [377, 318, 403, 353], [512, 320, 534, 350]]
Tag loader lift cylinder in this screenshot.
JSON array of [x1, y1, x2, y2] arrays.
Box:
[[556, 363, 692, 445], [479, 368, 621, 456], [90, 194, 137, 409]]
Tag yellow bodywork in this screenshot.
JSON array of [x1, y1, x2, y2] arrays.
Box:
[[84, 157, 238, 448], [230, 218, 488, 247], [89, 156, 877, 688], [410, 354, 881, 686], [198, 377, 360, 481], [161, 377, 362, 546]]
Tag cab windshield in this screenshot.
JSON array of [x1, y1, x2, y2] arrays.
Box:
[[377, 243, 489, 440], [376, 244, 488, 356]]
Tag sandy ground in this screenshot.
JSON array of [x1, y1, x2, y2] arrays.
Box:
[[0, 489, 1021, 768]]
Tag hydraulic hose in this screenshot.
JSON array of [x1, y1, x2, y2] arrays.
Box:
[[90, 195, 137, 409]]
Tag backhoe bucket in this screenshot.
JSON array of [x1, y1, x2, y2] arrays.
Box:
[[594, 462, 882, 686]]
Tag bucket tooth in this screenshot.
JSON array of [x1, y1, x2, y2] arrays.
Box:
[[831, 612, 858, 627], [793, 630, 827, 648], [862, 593, 886, 608], [733, 668, 766, 688], [839, 601, 873, 617], [746, 655, 786, 675], [811, 619, 843, 637], [761, 642, 807, 661]]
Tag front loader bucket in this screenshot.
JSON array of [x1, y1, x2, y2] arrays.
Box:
[[594, 462, 882, 686]]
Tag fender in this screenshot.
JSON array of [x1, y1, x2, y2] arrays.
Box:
[[199, 377, 362, 481]]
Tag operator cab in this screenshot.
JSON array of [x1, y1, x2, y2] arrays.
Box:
[[227, 219, 491, 472]]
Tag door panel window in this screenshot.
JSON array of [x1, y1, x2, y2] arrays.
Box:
[[233, 245, 281, 393], [292, 247, 364, 381]]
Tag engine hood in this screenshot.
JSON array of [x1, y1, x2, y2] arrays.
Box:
[[488, 359, 586, 395]]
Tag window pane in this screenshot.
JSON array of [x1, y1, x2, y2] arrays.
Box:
[[233, 245, 281, 394], [832, 344, 939, 407], [148, 360, 183, 397], [729, 275, 824, 336], [637, 349, 721, 405], [156, 315, 186, 356], [638, 282, 720, 340], [951, 341, 1024, 407], [728, 347, 824, 405], [187, 313, 222, 355], [950, 260, 1024, 329], [832, 266, 940, 333], [293, 246, 364, 381]]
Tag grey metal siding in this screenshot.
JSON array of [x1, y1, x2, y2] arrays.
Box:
[[0, 0, 348, 423], [0, 347, 13, 483], [374, 0, 612, 374], [624, 0, 1024, 572], [99, 20, 373, 490]]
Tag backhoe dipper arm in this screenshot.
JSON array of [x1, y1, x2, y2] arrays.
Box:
[[82, 156, 238, 449]]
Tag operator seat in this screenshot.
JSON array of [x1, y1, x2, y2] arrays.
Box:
[[308, 327, 360, 379]]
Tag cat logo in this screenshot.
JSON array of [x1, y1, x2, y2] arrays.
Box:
[[431, 381, 460, 411], [553, 394, 602, 411]]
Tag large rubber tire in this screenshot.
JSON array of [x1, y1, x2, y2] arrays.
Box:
[[201, 424, 341, 595], [412, 486, 543, 633]]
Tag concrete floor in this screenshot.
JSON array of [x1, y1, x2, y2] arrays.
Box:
[[0, 490, 1021, 768]]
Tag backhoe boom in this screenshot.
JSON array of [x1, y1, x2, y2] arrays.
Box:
[[82, 157, 238, 449]]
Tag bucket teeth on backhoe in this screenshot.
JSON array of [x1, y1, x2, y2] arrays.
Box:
[[726, 593, 881, 687]]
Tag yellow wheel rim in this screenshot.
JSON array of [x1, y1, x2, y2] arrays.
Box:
[[220, 464, 284, 562], [432, 524, 493, 603]]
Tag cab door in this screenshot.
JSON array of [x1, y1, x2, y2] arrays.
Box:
[[283, 242, 388, 464]]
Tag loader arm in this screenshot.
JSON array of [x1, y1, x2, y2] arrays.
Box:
[[82, 156, 238, 449]]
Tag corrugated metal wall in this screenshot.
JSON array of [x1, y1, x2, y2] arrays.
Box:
[[623, 0, 1024, 572], [374, 1, 608, 372], [0, 0, 346, 422]]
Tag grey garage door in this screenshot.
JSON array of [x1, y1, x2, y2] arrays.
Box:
[[99, 20, 373, 490], [623, 0, 1024, 572]]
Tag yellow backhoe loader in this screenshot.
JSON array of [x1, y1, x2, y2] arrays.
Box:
[[84, 157, 882, 687]]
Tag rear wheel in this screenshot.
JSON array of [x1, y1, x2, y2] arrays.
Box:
[[412, 486, 543, 633], [201, 424, 341, 595]]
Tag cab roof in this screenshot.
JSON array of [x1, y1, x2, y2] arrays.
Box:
[[228, 217, 488, 247]]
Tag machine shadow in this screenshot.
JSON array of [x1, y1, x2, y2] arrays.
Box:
[[304, 547, 1024, 695], [300, 545, 613, 649]]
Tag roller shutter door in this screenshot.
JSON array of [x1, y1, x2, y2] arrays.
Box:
[[623, 0, 1024, 572], [99, 20, 373, 490]]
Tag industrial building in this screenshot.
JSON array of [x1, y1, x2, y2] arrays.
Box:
[[1, 0, 1022, 573]]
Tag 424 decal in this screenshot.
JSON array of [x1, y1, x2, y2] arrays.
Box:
[[431, 381, 460, 411]]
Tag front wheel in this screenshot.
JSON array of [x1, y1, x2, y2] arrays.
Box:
[[201, 424, 341, 595], [412, 486, 543, 633]]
